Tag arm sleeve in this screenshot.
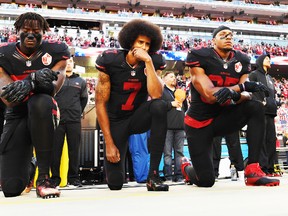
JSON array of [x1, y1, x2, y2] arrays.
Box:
[[151, 53, 167, 70], [80, 79, 88, 113]]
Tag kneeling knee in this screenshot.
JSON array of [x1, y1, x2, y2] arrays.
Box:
[[197, 171, 215, 188], [107, 171, 124, 190], [2, 178, 26, 197]]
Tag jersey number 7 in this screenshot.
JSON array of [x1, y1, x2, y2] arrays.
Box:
[[121, 81, 142, 111]]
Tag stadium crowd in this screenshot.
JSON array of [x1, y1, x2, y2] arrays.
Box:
[[0, 26, 287, 58]]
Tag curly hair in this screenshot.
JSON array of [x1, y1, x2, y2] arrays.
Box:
[[118, 19, 163, 53], [14, 12, 50, 33]]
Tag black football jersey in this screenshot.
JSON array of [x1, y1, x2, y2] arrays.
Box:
[[185, 47, 251, 122], [0, 40, 70, 81], [96, 49, 166, 120]]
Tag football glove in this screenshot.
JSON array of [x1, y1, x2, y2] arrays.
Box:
[[239, 81, 269, 96], [27, 68, 59, 95], [1, 80, 33, 103], [28, 68, 59, 87], [213, 88, 241, 105]]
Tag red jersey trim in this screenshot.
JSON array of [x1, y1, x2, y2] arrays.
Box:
[[184, 115, 213, 128], [186, 61, 200, 67]]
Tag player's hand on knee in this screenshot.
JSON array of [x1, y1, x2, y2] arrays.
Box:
[[106, 144, 121, 163], [240, 81, 269, 96], [1, 80, 33, 102], [214, 87, 240, 104], [28, 68, 59, 87]]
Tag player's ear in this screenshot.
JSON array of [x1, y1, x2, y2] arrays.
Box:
[[211, 37, 216, 45]]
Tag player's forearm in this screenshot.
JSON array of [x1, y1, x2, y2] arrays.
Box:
[[145, 62, 163, 98], [96, 103, 114, 146]]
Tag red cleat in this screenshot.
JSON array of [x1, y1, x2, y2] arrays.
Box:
[[181, 157, 192, 184], [245, 163, 280, 186]]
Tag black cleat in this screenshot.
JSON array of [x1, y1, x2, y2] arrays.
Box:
[[36, 178, 60, 199], [146, 173, 169, 191], [68, 179, 83, 188]]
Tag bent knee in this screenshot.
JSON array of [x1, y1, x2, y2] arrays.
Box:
[[107, 171, 124, 190], [196, 171, 215, 187], [149, 99, 166, 115], [2, 178, 26, 197], [244, 100, 264, 116]]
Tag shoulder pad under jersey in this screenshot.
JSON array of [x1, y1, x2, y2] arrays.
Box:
[[42, 40, 68, 52], [150, 52, 166, 70], [234, 50, 250, 63], [0, 42, 15, 56], [100, 49, 125, 65], [0, 43, 16, 66], [102, 48, 124, 55], [189, 47, 213, 57]]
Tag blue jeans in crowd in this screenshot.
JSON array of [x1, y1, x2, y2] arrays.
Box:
[[163, 130, 185, 181]]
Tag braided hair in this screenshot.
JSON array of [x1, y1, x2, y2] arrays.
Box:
[[118, 19, 163, 53], [14, 12, 50, 33]]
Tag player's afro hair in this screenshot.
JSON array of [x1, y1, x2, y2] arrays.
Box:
[[14, 12, 50, 33], [118, 19, 163, 53]]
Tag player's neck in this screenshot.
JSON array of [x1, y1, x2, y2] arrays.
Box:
[[214, 47, 231, 62], [18, 43, 36, 57], [126, 52, 138, 68]]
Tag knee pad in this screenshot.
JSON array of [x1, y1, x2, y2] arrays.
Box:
[[107, 171, 124, 190], [2, 178, 26, 197]]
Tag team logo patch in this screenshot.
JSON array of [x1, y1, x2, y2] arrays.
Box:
[[42, 53, 52, 66], [234, 62, 242, 73], [131, 70, 136, 76]]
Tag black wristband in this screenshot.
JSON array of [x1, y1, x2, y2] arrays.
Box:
[[238, 83, 245, 92]]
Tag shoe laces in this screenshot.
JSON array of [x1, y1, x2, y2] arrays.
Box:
[[248, 163, 266, 177], [37, 178, 57, 189], [150, 172, 163, 184]]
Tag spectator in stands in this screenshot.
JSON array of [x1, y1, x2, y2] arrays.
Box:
[[249, 54, 279, 176]]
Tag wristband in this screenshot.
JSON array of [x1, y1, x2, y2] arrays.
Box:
[[239, 83, 245, 92]]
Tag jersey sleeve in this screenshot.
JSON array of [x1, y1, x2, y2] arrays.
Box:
[[185, 48, 208, 69], [0, 43, 14, 73], [44, 40, 70, 62], [151, 52, 166, 71], [95, 51, 107, 73], [95, 49, 118, 74]]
